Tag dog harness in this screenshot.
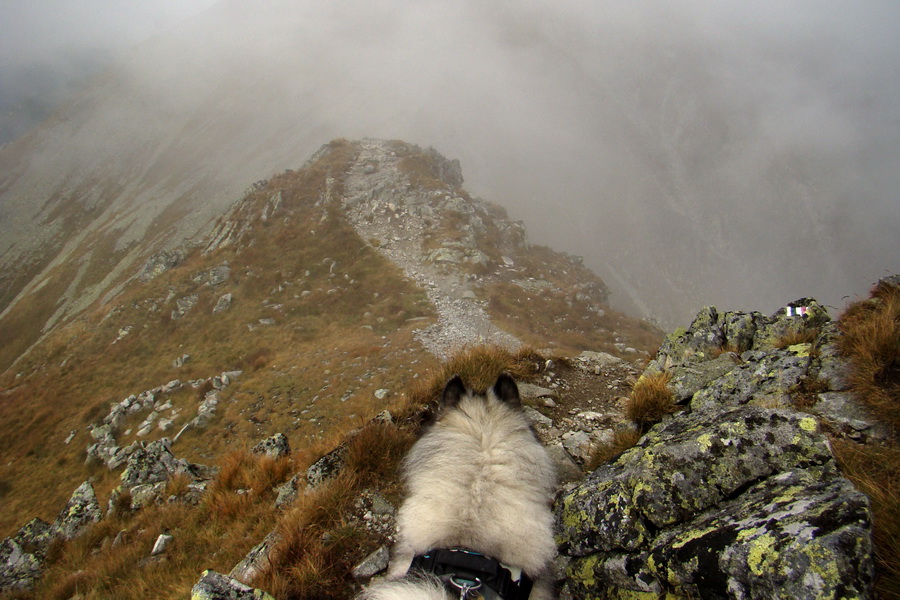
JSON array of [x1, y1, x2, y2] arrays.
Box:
[[410, 548, 534, 600]]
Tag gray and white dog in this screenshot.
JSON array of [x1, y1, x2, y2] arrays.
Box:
[[360, 374, 557, 600]]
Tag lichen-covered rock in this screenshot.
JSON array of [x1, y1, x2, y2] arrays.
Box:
[[690, 347, 811, 411], [555, 405, 874, 599], [52, 481, 103, 540], [667, 354, 739, 403], [120, 439, 213, 489], [648, 300, 828, 372], [0, 537, 43, 592], [191, 569, 276, 600], [307, 443, 347, 487], [251, 433, 290, 459], [14, 518, 54, 559], [645, 468, 873, 599]]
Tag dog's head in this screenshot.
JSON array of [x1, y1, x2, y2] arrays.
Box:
[[440, 373, 521, 410]]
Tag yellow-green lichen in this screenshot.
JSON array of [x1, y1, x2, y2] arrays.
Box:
[[569, 553, 602, 586], [672, 525, 719, 549], [746, 534, 778, 576], [697, 433, 713, 451], [787, 343, 812, 357], [799, 417, 817, 432]]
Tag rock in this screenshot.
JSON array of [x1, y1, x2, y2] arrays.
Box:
[[173, 353, 191, 368], [561, 430, 593, 463], [172, 295, 199, 320], [0, 537, 43, 592], [161, 379, 182, 393], [555, 405, 874, 599], [307, 444, 348, 487], [213, 293, 233, 314], [518, 382, 557, 400], [52, 481, 103, 540], [229, 530, 279, 583], [373, 388, 389, 400], [206, 264, 231, 286], [120, 439, 212, 489], [13, 518, 53, 559], [523, 406, 553, 428], [191, 569, 276, 600], [575, 351, 624, 371], [139, 249, 185, 282], [352, 545, 391, 579], [690, 348, 811, 411], [251, 433, 291, 459], [274, 473, 304, 509], [151, 534, 173, 556], [158, 418, 174, 432], [666, 354, 738, 404], [64, 430, 76, 444], [546, 443, 583, 483]]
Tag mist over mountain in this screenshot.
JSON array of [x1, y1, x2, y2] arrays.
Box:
[[0, 0, 897, 335]]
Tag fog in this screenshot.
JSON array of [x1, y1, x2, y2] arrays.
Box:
[[0, 0, 217, 143], [3, 0, 899, 327]]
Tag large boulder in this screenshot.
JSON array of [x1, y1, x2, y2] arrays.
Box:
[[555, 405, 874, 599]]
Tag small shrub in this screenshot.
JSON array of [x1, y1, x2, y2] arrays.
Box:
[[832, 439, 900, 598], [165, 472, 192, 499], [626, 371, 677, 431], [343, 422, 416, 484], [838, 281, 900, 432], [773, 327, 821, 351]]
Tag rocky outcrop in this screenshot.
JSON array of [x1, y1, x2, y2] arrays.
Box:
[[555, 301, 877, 599], [120, 438, 213, 490], [1, 482, 103, 593], [191, 569, 276, 600], [52, 481, 103, 540]]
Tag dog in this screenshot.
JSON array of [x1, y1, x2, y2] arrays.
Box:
[[360, 373, 557, 600]]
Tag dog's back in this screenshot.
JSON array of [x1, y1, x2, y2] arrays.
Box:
[[361, 374, 557, 600]]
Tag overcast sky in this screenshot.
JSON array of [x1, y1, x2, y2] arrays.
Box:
[[1, 0, 897, 326]]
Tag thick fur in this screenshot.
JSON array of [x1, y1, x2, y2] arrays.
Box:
[[360, 374, 557, 600]]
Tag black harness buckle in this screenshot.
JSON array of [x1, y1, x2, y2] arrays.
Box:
[[410, 548, 534, 600]]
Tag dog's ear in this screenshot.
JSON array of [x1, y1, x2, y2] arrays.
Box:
[[441, 375, 467, 408], [492, 373, 520, 406]]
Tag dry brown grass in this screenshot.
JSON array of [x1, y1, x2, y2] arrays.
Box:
[[397, 344, 542, 421], [626, 371, 677, 432], [586, 428, 643, 470], [838, 281, 900, 433], [832, 439, 900, 599], [773, 327, 821, 350], [255, 472, 367, 599]]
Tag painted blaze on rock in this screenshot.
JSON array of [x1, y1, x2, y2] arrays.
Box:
[[555, 406, 874, 599]]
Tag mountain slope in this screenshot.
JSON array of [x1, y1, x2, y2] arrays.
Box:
[[0, 138, 660, 537]]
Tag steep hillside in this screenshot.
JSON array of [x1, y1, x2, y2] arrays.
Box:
[[0, 139, 660, 538]]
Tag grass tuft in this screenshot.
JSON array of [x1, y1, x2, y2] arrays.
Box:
[[586, 428, 643, 470], [838, 281, 900, 433], [626, 372, 677, 432], [832, 439, 900, 598], [399, 344, 541, 420]]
